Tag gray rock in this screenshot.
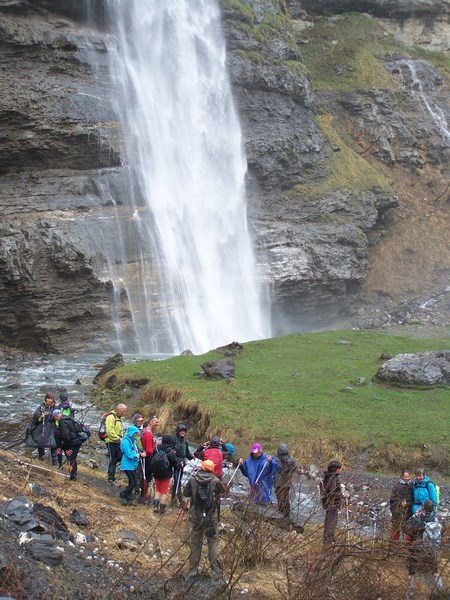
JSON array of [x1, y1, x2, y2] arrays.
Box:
[[201, 358, 236, 381], [375, 350, 450, 385]]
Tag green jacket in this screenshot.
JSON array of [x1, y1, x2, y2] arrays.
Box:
[[105, 411, 124, 443]]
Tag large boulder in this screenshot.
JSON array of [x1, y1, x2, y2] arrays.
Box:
[[375, 350, 450, 385]]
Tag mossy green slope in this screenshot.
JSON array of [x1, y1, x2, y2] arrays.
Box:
[[109, 330, 450, 472]]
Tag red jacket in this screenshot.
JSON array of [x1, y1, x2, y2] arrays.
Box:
[[204, 447, 223, 479], [141, 429, 155, 454]]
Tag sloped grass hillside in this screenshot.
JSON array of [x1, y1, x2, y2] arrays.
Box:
[[99, 330, 450, 476]]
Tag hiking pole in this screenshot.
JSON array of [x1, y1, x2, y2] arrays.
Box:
[[140, 457, 148, 500], [16, 459, 70, 478], [345, 497, 350, 543], [226, 464, 241, 490], [171, 499, 189, 532], [250, 460, 268, 499]]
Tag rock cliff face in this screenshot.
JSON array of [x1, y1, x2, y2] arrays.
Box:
[[0, 0, 448, 352]]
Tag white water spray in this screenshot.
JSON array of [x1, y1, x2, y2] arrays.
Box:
[[105, 0, 270, 354], [404, 59, 450, 146]]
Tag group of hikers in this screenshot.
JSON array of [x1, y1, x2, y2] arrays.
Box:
[[26, 397, 445, 591]]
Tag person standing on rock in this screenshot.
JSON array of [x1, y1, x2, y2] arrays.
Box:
[[172, 423, 194, 506], [321, 460, 349, 548], [389, 468, 413, 541], [239, 443, 278, 505], [274, 443, 304, 518], [51, 409, 83, 481], [31, 392, 58, 464], [105, 403, 127, 486]]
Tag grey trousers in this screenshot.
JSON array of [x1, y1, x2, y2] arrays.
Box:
[[189, 518, 221, 572]]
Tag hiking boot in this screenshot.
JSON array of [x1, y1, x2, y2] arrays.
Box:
[[159, 504, 166, 515], [119, 497, 130, 506], [52, 461, 59, 466], [107, 479, 119, 487], [153, 499, 160, 513]]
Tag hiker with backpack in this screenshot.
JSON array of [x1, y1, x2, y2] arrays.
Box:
[[404, 499, 444, 598], [321, 460, 349, 547], [51, 409, 85, 481], [274, 443, 304, 518], [54, 393, 76, 468], [118, 424, 146, 506], [389, 468, 413, 542], [412, 468, 438, 514], [195, 435, 231, 480], [239, 443, 278, 505], [104, 403, 127, 486], [150, 434, 182, 515], [172, 423, 194, 506], [183, 459, 226, 581]]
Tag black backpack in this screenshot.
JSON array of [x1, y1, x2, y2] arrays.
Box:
[[149, 448, 171, 479], [73, 420, 91, 443], [193, 479, 216, 527]]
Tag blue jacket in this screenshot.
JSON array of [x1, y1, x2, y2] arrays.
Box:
[[412, 476, 438, 514], [120, 425, 140, 471], [240, 453, 278, 504]]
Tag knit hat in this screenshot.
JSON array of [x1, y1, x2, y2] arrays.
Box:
[[202, 460, 215, 472], [250, 443, 262, 454], [278, 443, 289, 456], [52, 409, 62, 418], [224, 442, 235, 455], [210, 435, 221, 447]]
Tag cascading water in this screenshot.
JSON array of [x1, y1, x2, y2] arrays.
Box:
[[102, 0, 270, 355], [403, 59, 450, 146]]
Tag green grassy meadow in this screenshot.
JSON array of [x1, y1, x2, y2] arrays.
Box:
[[106, 330, 450, 474]]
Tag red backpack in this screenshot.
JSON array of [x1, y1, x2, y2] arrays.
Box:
[[204, 447, 223, 479]]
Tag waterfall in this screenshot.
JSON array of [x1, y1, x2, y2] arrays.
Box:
[[404, 60, 450, 146], [102, 0, 270, 354]]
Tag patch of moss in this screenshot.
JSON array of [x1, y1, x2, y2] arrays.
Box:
[[300, 14, 403, 91], [232, 48, 266, 65], [289, 113, 393, 200], [220, 0, 255, 25]]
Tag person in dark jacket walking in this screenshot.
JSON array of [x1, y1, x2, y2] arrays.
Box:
[[153, 434, 182, 515], [322, 460, 349, 547], [172, 423, 194, 506], [389, 469, 413, 541], [183, 459, 226, 580], [274, 443, 304, 518], [52, 409, 83, 481]]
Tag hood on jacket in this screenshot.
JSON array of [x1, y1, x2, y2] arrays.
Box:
[[195, 470, 216, 484], [125, 425, 140, 440], [277, 443, 289, 456], [162, 434, 176, 447], [176, 423, 188, 435]]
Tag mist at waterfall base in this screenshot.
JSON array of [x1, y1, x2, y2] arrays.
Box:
[[90, 0, 270, 356]]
